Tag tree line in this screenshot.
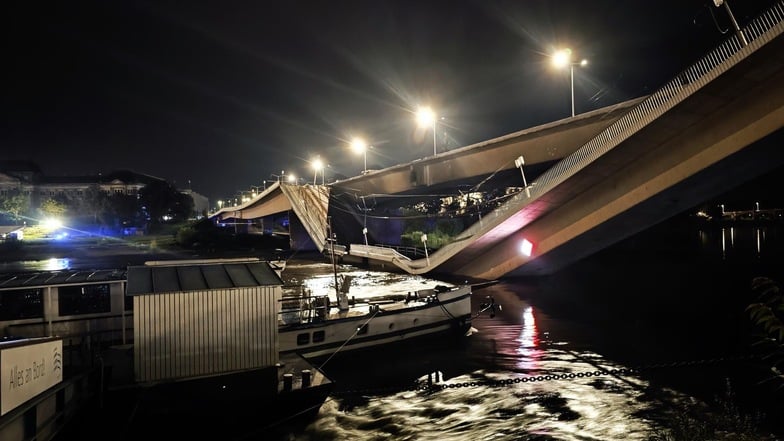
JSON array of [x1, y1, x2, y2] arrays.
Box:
[[0, 180, 194, 233]]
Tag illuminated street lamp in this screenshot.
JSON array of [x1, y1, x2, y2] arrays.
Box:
[[421, 233, 430, 266], [287, 173, 297, 184], [416, 106, 437, 156], [217, 200, 223, 210], [515, 155, 530, 197], [351, 138, 368, 174], [552, 48, 587, 117], [271, 170, 287, 183], [311, 157, 324, 185]]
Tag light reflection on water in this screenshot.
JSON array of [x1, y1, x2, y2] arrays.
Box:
[[264, 267, 693, 441], [282, 261, 457, 301], [0, 257, 71, 272]]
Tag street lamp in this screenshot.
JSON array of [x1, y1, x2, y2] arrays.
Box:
[[271, 170, 287, 183], [311, 157, 324, 185], [514, 155, 530, 197], [552, 48, 587, 117], [714, 0, 748, 46], [351, 138, 368, 174], [416, 106, 437, 156]]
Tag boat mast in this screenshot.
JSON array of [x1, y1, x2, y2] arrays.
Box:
[[328, 216, 339, 298], [328, 216, 350, 311]]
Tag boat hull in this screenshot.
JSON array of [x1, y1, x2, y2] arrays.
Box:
[[279, 285, 472, 359]]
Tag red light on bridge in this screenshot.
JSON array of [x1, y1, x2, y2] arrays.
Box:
[[520, 238, 534, 257]]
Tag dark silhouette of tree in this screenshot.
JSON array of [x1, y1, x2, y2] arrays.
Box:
[[138, 180, 181, 229], [81, 184, 109, 224], [171, 192, 194, 221], [108, 193, 142, 227], [746, 276, 784, 389]]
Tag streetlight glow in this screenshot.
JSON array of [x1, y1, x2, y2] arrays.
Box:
[[416, 106, 438, 156], [552, 48, 587, 117], [351, 137, 368, 174], [312, 157, 325, 185]]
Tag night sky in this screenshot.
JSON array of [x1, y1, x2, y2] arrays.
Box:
[[4, 0, 776, 203]]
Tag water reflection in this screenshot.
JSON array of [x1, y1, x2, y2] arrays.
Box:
[[709, 224, 781, 260], [0, 258, 71, 272], [43, 257, 71, 271], [265, 275, 696, 441], [283, 261, 458, 301], [516, 306, 542, 372], [720, 227, 735, 259]]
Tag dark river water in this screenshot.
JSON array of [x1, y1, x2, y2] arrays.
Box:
[[257, 217, 784, 441], [13, 216, 784, 440]]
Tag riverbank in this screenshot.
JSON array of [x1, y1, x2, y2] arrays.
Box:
[[0, 234, 322, 273]]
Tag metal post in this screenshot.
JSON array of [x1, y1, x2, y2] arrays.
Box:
[[515, 156, 530, 197], [719, 0, 748, 46], [421, 234, 430, 266], [433, 121, 437, 155], [570, 64, 575, 117]]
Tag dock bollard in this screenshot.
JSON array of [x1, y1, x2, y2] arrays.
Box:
[[283, 373, 293, 391], [301, 369, 311, 388]]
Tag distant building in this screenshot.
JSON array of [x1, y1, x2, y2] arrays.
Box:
[[181, 189, 210, 216], [0, 161, 209, 221]]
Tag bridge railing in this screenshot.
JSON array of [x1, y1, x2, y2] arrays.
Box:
[[525, 1, 784, 208], [444, 1, 784, 251]]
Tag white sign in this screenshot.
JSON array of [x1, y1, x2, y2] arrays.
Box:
[[1, 339, 63, 416]]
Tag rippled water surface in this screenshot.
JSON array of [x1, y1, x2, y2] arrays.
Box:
[[248, 263, 701, 441], [255, 220, 784, 441]]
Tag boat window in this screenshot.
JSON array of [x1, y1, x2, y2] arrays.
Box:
[[357, 324, 368, 335], [58, 284, 111, 316], [297, 333, 310, 345], [0, 288, 43, 320], [313, 330, 325, 343]]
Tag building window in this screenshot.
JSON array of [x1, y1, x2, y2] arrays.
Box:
[[58, 284, 111, 316], [0, 288, 43, 320]]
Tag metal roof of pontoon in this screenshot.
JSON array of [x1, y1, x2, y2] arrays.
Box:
[[0, 268, 127, 290], [126, 259, 283, 296]]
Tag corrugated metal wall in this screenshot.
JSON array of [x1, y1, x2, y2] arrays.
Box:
[[133, 286, 279, 383]]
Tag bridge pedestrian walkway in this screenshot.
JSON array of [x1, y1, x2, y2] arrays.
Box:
[[212, 2, 784, 279], [279, 183, 331, 252], [340, 1, 784, 278]]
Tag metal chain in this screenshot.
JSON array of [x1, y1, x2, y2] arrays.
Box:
[[330, 354, 760, 397]]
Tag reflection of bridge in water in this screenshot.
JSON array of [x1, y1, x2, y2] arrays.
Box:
[[212, 3, 784, 280]]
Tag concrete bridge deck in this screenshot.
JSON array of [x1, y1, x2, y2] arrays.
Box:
[[212, 2, 784, 280]]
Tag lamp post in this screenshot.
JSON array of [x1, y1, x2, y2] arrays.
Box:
[[311, 157, 324, 185], [416, 106, 437, 156], [271, 170, 287, 183], [351, 138, 368, 174], [714, 0, 748, 46], [552, 48, 587, 117], [421, 233, 430, 266], [514, 155, 530, 197]]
